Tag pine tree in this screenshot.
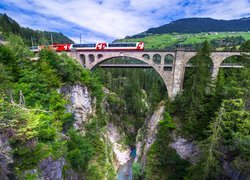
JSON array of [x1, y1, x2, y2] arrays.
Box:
[[186, 99, 250, 179], [181, 41, 213, 138]]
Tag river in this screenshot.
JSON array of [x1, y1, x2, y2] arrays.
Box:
[[117, 148, 136, 180]]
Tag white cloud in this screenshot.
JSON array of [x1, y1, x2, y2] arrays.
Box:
[[1, 0, 250, 42], [183, 0, 250, 19]]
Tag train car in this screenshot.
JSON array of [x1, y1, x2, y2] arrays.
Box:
[[53, 44, 71, 52], [30, 42, 145, 52], [69, 42, 144, 51], [40, 45, 55, 51], [70, 43, 107, 51], [106, 42, 144, 50], [29, 46, 41, 53]]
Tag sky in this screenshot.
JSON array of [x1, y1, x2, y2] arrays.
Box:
[[0, 0, 250, 43]]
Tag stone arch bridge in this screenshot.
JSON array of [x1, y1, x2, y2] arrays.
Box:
[[67, 49, 246, 99]]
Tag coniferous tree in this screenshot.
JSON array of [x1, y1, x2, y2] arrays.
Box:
[[179, 41, 213, 138], [186, 99, 250, 179]]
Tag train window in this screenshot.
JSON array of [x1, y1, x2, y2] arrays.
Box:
[[73, 44, 95, 48], [30, 46, 39, 50], [108, 43, 136, 47]]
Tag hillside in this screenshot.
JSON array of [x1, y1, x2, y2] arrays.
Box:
[[130, 17, 250, 38], [119, 32, 250, 50], [0, 13, 73, 45]]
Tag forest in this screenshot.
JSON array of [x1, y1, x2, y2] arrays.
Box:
[[0, 13, 73, 45], [0, 30, 249, 179], [94, 40, 250, 179], [131, 17, 250, 37]]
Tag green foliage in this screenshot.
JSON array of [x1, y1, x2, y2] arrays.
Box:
[[94, 65, 167, 145], [38, 50, 104, 102], [0, 34, 107, 177], [13, 142, 52, 170], [87, 165, 104, 179], [210, 36, 245, 49], [22, 173, 38, 180], [144, 18, 250, 35], [1, 24, 248, 179], [240, 40, 250, 52], [5, 35, 33, 60], [145, 110, 189, 179], [187, 99, 250, 179], [107, 92, 126, 113], [0, 13, 73, 45], [66, 130, 94, 171], [0, 13, 20, 34], [132, 162, 143, 180], [173, 40, 250, 178], [95, 65, 167, 115], [174, 41, 213, 139], [121, 31, 250, 50], [159, 111, 175, 129], [0, 63, 12, 91], [0, 44, 17, 80]]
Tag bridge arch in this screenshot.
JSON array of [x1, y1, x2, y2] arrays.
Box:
[[182, 55, 214, 91], [220, 54, 244, 65], [185, 55, 214, 67], [88, 55, 172, 98], [79, 54, 86, 66], [164, 54, 174, 64], [217, 55, 244, 77], [97, 54, 103, 59], [153, 54, 161, 64], [142, 54, 150, 60], [210, 52, 242, 79], [88, 54, 95, 64]]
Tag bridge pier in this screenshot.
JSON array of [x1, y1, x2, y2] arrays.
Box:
[[171, 50, 196, 98]]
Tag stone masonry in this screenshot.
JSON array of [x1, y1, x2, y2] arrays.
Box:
[[67, 50, 246, 99]]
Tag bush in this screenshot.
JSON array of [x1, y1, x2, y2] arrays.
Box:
[[66, 130, 94, 171]]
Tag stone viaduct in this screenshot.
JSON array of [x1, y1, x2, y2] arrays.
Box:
[[68, 49, 245, 99]]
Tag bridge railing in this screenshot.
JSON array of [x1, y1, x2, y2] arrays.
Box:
[[220, 63, 244, 67], [99, 63, 244, 68]]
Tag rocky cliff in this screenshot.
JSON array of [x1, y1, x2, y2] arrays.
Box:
[[59, 84, 95, 132], [135, 103, 165, 166], [60, 84, 130, 176], [0, 134, 13, 180], [107, 122, 131, 169]]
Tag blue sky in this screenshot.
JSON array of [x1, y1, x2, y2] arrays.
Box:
[[0, 0, 250, 43]]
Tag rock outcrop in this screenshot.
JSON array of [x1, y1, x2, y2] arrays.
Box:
[[59, 84, 94, 132], [170, 135, 200, 164], [223, 161, 249, 180], [38, 157, 65, 180], [107, 122, 131, 169], [0, 134, 13, 180], [135, 103, 165, 166]]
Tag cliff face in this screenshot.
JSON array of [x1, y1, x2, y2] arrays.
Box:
[[38, 157, 65, 180], [0, 134, 13, 180], [170, 135, 200, 164], [135, 102, 200, 169], [135, 103, 165, 166], [60, 84, 131, 176], [107, 122, 131, 169], [59, 84, 95, 132]]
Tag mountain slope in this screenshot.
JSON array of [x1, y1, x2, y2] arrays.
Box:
[[0, 13, 74, 45], [131, 17, 250, 38]]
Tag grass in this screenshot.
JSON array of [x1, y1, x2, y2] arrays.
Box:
[[118, 32, 250, 50]]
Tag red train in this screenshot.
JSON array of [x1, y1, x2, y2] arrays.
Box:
[[70, 42, 144, 51], [53, 44, 71, 51], [30, 42, 144, 52]]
